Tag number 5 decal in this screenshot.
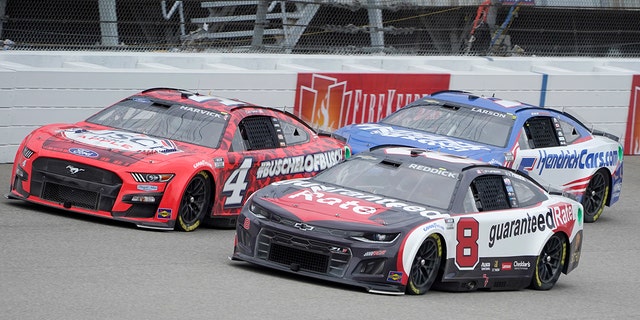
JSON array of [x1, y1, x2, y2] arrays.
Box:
[[222, 158, 253, 207], [455, 217, 479, 269]]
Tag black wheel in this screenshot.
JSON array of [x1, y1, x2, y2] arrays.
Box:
[[176, 172, 211, 232], [406, 234, 442, 295], [582, 169, 609, 223], [529, 233, 566, 290]]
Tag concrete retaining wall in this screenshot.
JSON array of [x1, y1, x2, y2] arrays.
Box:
[[1, 51, 639, 163]]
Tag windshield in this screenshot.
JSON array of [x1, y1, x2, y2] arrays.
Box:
[[86, 98, 229, 148], [382, 103, 514, 147], [313, 156, 458, 210]]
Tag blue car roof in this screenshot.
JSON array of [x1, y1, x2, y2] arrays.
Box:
[[423, 90, 538, 114], [419, 90, 595, 132]]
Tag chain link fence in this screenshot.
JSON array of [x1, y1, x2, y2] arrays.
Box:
[[2, 0, 640, 57]]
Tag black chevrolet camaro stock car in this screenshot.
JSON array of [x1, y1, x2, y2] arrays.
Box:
[[231, 147, 583, 295]]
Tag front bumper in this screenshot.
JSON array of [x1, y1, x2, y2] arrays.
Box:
[[9, 157, 175, 230], [231, 212, 408, 295]]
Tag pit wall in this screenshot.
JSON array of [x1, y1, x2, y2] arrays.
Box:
[[1, 51, 639, 163]]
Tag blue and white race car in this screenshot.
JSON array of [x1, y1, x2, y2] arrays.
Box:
[[334, 90, 623, 223]]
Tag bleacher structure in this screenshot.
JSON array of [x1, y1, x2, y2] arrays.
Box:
[[2, 0, 640, 56], [182, 1, 320, 53]]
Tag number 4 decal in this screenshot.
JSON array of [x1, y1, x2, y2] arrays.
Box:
[[222, 158, 253, 207], [455, 217, 479, 269]]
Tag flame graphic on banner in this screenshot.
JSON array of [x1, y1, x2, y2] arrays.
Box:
[[295, 73, 451, 131], [298, 74, 351, 131]]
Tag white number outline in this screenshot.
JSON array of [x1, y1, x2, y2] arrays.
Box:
[[222, 157, 253, 207]]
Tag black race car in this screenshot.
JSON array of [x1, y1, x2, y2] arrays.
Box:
[[232, 147, 583, 295]]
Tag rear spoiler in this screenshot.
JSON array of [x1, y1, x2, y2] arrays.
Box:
[[318, 130, 347, 143], [591, 129, 619, 142]]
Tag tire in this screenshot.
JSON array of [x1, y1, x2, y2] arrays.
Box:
[[176, 172, 212, 232], [582, 169, 609, 223], [406, 234, 442, 295], [529, 233, 566, 290]]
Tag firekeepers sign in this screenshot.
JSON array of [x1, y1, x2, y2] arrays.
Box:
[[294, 73, 450, 131]]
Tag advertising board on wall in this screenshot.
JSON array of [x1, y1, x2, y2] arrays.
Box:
[[625, 75, 640, 155], [294, 73, 450, 131]]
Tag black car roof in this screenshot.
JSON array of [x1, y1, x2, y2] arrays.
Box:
[[362, 146, 548, 190], [364, 147, 485, 173]]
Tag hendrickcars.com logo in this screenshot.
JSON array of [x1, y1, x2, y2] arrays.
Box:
[[519, 149, 619, 175]]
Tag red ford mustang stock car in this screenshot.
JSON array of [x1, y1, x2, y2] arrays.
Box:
[[232, 147, 583, 295], [7, 87, 350, 231]]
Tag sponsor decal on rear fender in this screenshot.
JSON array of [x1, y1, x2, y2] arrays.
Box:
[[488, 202, 576, 248], [531, 149, 618, 175], [256, 149, 343, 179]]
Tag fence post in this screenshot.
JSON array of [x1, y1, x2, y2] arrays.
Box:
[[367, 0, 384, 52], [98, 0, 119, 46], [0, 0, 6, 39], [252, 0, 269, 49]]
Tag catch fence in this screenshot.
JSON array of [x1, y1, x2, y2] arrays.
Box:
[[2, 0, 640, 57]]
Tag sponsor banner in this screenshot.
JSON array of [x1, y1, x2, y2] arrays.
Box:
[[294, 73, 450, 131], [625, 74, 640, 155]]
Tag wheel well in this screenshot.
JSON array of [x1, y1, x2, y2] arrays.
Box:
[[433, 233, 448, 280], [599, 168, 613, 207], [558, 232, 571, 275], [197, 169, 216, 218]]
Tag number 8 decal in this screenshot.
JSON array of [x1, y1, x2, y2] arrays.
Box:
[[455, 217, 479, 269]]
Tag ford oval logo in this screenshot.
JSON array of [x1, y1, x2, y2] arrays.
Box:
[[69, 148, 99, 158]]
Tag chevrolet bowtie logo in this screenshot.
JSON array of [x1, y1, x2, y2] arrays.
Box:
[[294, 222, 314, 231]]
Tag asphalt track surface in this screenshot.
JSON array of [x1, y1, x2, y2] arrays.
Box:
[[1, 158, 639, 320]]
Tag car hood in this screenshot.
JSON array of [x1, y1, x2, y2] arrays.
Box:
[[255, 181, 443, 228], [29, 124, 203, 167], [336, 123, 503, 160]]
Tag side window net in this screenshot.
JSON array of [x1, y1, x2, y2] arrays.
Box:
[[471, 175, 510, 211], [525, 117, 560, 148], [240, 116, 279, 150]]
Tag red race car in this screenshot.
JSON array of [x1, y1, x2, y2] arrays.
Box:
[[7, 87, 350, 231]]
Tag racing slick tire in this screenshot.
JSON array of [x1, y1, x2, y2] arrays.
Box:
[[582, 169, 609, 223], [406, 233, 443, 295], [176, 171, 212, 232], [529, 233, 566, 290]]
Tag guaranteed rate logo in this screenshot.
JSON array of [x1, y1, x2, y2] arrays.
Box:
[[275, 180, 443, 217], [287, 188, 379, 215], [488, 202, 575, 248]]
